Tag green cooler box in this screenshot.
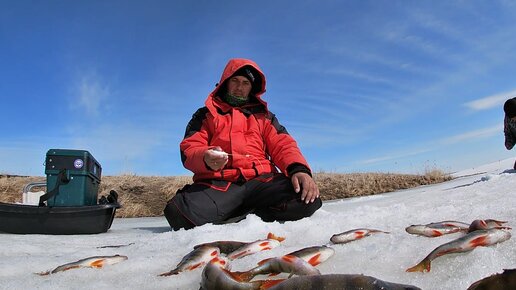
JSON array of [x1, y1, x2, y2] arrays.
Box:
[[45, 149, 102, 206]]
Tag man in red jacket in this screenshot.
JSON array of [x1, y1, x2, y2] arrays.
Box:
[[164, 58, 322, 230]]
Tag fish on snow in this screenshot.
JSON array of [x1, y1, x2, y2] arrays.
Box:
[[195, 232, 285, 255], [234, 254, 320, 282], [37, 255, 128, 276], [285, 245, 335, 266], [158, 245, 219, 276], [227, 234, 284, 260], [200, 256, 275, 290], [405, 220, 470, 237], [330, 228, 389, 244], [406, 228, 511, 273]]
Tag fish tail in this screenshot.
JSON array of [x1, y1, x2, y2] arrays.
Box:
[[259, 279, 286, 289], [35, 271, 51, 276], [494, 226, 512, 230], [488, 219, 508, 225], [224, 269, 252, 282], [158, 269, 180, 277], [233, 271, 255, 282], [267, 232, 286, 242], [406, 259, 431, 273]]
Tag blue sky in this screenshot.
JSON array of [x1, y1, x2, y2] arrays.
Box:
[[1, 0, 516, 176]]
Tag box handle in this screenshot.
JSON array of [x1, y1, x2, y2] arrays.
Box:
[[39, 169, 70, 206]]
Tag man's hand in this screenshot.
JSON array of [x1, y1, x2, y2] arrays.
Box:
[[291, 172, 320, 204], [204, 147, 229, 171]]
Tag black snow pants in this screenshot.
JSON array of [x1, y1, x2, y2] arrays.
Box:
[[163, 173, 322, 231]]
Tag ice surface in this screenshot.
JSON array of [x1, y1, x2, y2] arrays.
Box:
[[0, 158, 514, 289]]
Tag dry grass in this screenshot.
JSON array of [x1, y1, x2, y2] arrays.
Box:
[[0, 171, 451, 218]]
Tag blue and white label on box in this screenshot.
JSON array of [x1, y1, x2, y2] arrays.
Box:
[[74, 159, 84, 169]]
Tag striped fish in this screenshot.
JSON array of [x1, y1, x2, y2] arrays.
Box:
[[406, 220, 469, 237], [195, 232, 285, 255], [200, 256, 267, 290], [235, 255, 320, 282], [286, 245, 335, 266], [406, 229, 511, 272], [227, 239, 281, 260], [158, 245, 219, 276], [330, 228, 389, 244], [405, 225, 464, 237], [37, 255, 128, 275]]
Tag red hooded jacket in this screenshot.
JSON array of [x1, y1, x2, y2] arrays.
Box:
[[180, 58, 311, 182]]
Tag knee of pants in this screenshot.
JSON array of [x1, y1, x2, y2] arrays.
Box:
[[164, 202, 195, 231], [256, 197, 322, 222], [295, 197, 322, 218]]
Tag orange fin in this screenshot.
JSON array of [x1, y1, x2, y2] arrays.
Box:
[[90, 259, 105, 268], [406, 259, 431, 273], [267, 232, 286, 242], [186, 262, 203, 271], [281, 255, 296, 263], [431, 230, 443, 237], [470, 236, 488, 247], [233, 271, 254, 282], [355, 232, 365, 239], [307, 253, 321, 266], [158, 268, 180, 276]]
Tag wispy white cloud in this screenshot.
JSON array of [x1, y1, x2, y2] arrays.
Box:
[[358, 147, 434, 165], [464, 89, 516, 111], [71, 72, 111, 116], [440, 124, 502, 145], [355, 123, 502, 167]]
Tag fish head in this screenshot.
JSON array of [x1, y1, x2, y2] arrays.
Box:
[[405, 225, 426, 234], [490, 229, 512, 243], [319, 246, 336, 259], [305, 246, 335, 266], [199, 246, 221, 258]]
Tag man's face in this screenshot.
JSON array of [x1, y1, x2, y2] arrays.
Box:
[[227, 75, 252, 98]]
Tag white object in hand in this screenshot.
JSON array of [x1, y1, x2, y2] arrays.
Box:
[[210, 149, 229, 158]]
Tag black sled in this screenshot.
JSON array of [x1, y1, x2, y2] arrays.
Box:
[[0, 149, 120, 235]]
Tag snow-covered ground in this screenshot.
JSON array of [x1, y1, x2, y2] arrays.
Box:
[[1, 158, 515, 290]]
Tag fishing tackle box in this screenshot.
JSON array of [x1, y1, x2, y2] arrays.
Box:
[[0, 149, 120, 235], [45, 149, 101, 206]]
